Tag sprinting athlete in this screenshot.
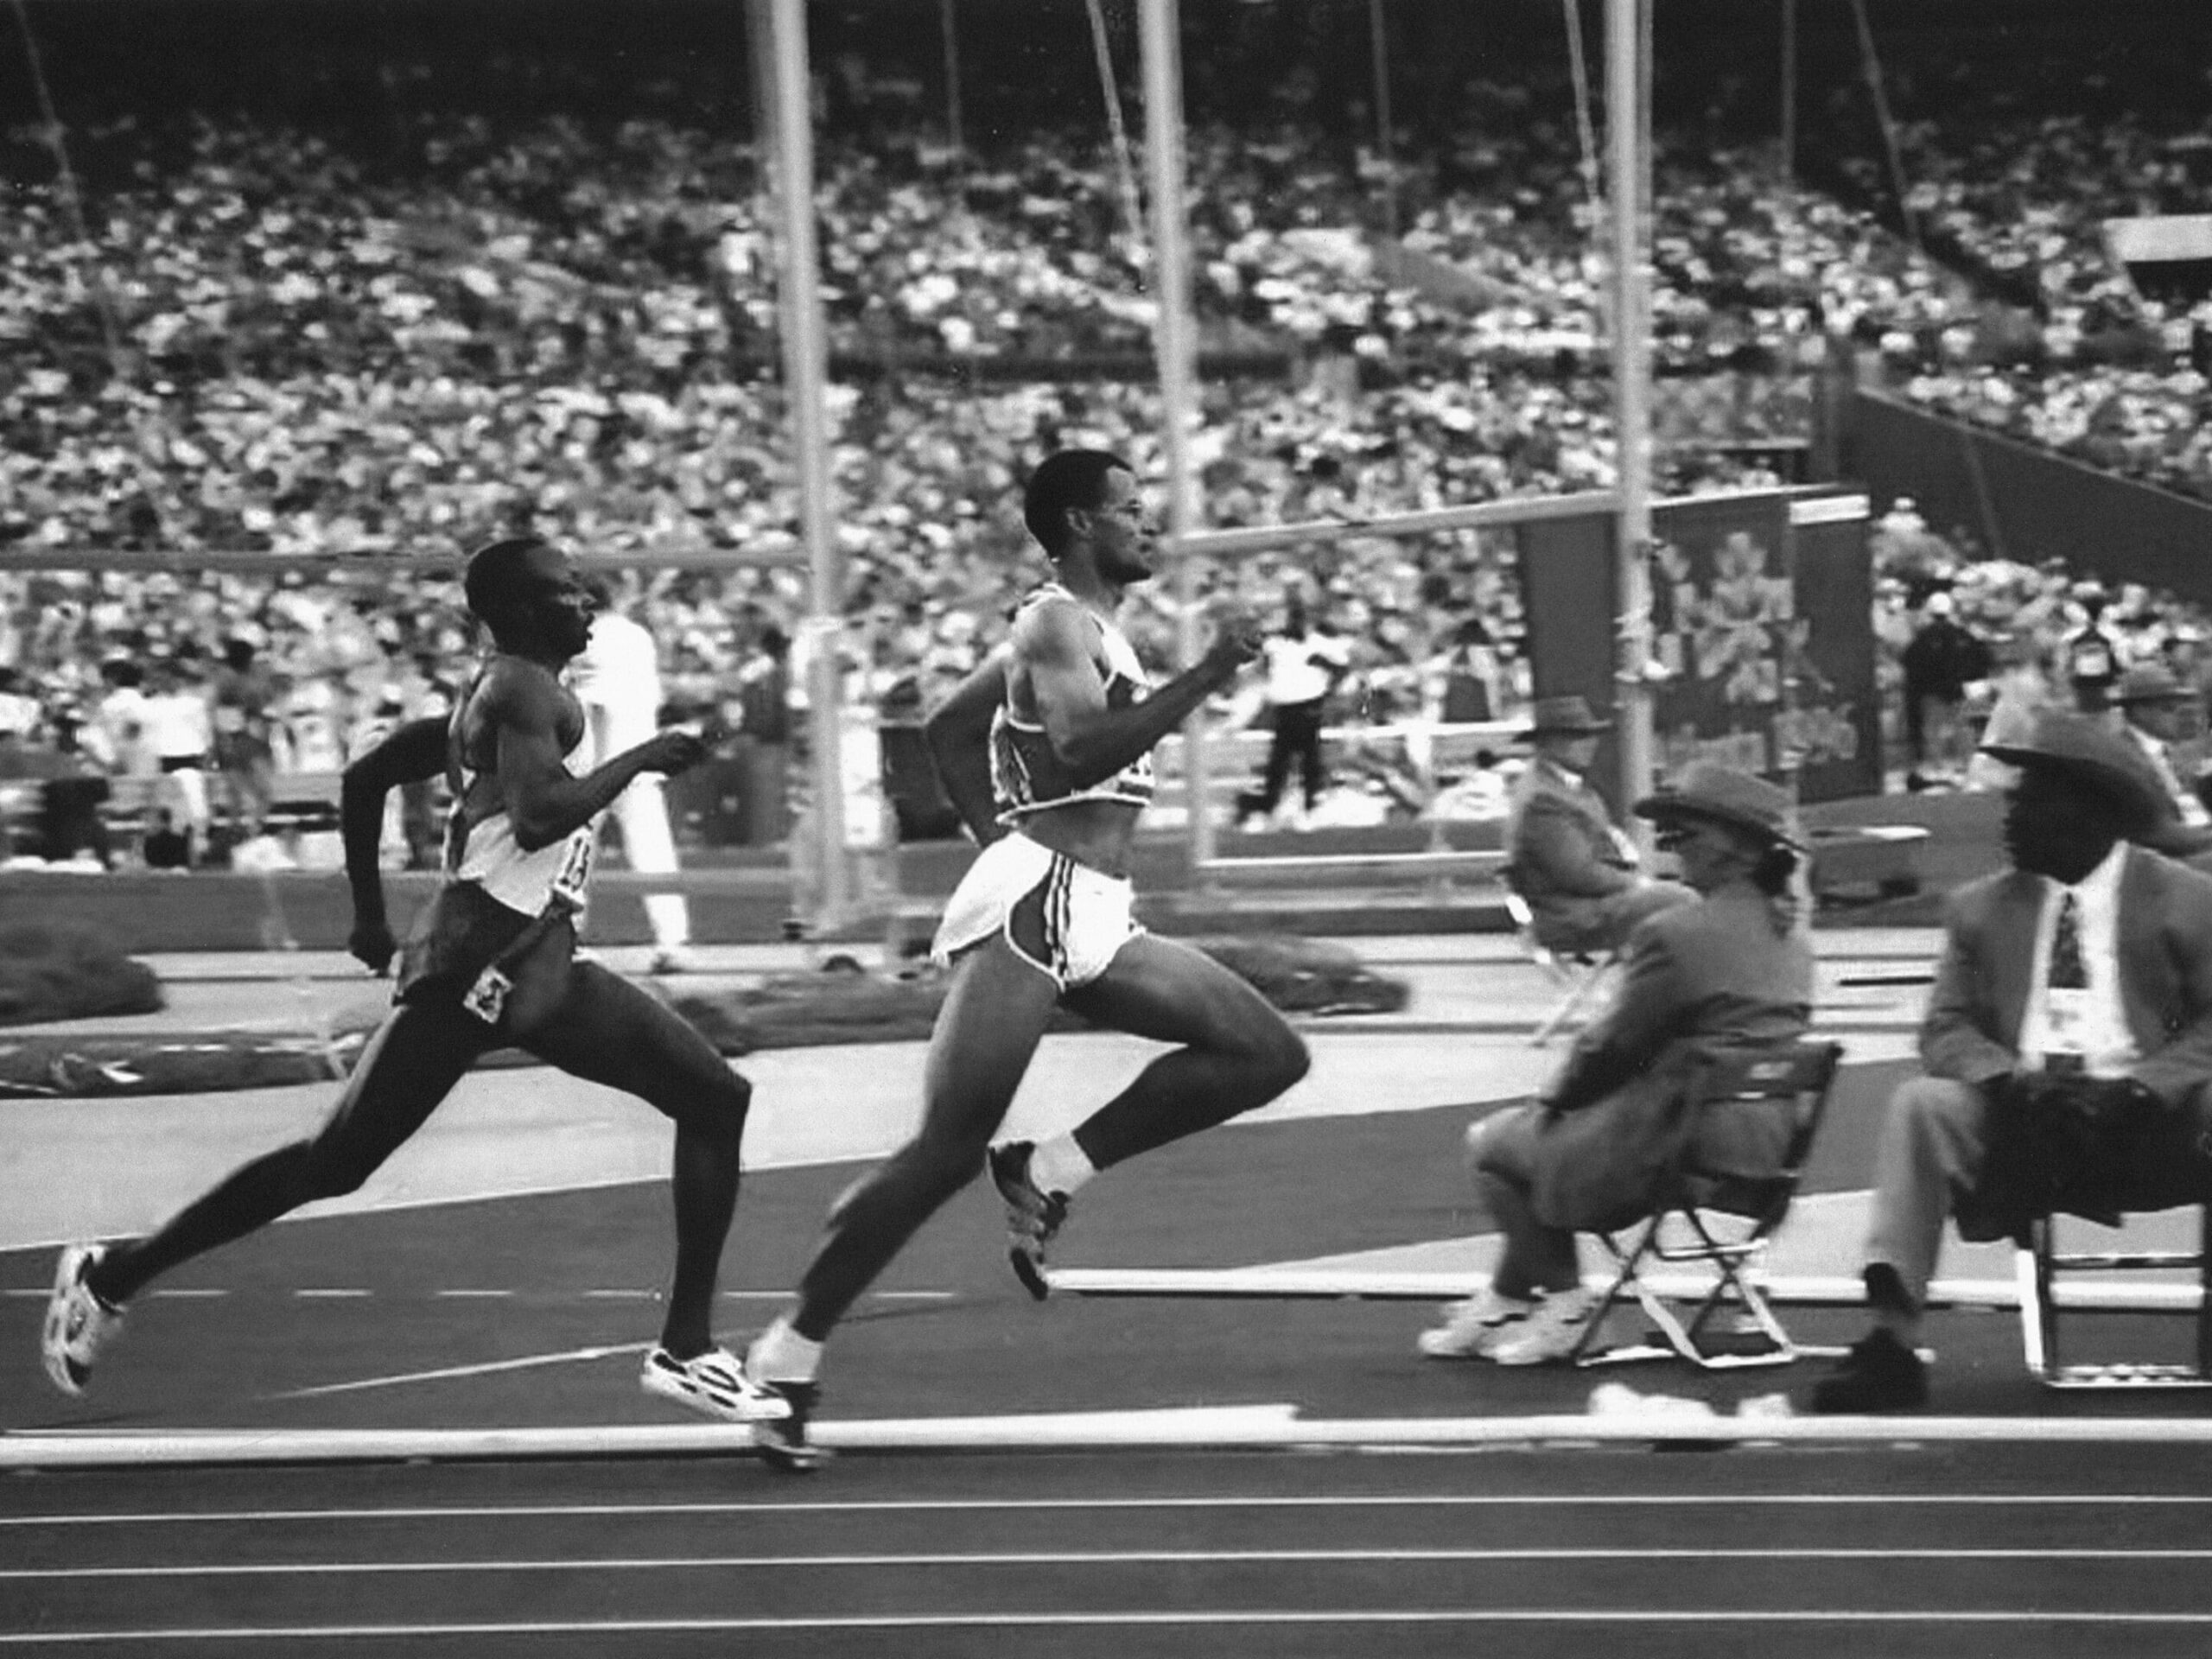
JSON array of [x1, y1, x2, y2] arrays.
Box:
[[42, 537, 787, 1427], [746, 448, 1312, 1470]]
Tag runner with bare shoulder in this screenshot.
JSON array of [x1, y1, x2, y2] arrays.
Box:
[[41, 537, 789, 1427], [745, 449, 1312, 1471]]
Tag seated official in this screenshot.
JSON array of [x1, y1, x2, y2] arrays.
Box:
[[1421, 762, 1815, 1366], [1811, 711, 2212, 1413], [1503, 696, 1693, 956], [2112, 663, 2212, 861]]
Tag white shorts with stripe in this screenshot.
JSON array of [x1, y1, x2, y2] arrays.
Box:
[[931, 832, 1143, 991]]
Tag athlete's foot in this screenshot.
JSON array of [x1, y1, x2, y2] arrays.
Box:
[[639, 1345, 792, 1425], [41, 1243, 124, 1397], [751, 1378, 827, 1473], [987, 1141, 1069, 1302]]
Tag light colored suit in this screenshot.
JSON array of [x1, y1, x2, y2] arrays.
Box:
[[1869, 846, 2212, 1302], [1505, 755, 1688, 953]]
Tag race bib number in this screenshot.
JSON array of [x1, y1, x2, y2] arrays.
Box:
[[550, 833, 595, 910]]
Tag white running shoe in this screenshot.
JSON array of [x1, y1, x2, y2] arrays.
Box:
[[1486, 1286, 1600, 1367], [639, 1345, 792, 1424], [42, 1243, 124, 1397], [1415, 1287, 1535, 1360]]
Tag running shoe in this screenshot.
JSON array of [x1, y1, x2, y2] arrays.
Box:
[[1414, 1286, 1536, 1360], [1485, 1286, 1600, 1367], [751, 1378, 828, 1474], [987, 1141, 1069, 1301], [639, 1345, 792, 1425], [41, 1243, 124, 1397]]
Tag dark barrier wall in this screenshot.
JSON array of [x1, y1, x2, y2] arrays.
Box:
[[1517, 490, 1881, 808], [1850, 392, 2212, 602]]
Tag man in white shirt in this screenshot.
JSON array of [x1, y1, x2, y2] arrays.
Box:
[[2113, 662, 2212, 857], [1239, 591, 1351, 829], [143, 660, 216, 866], [1811, 710, 2212, 1411], [570, 579, 694, 973]]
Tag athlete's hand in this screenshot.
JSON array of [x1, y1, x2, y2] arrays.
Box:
[[1201, 604, 1267, 674], [636, 727, 709, 777], [348, 915, 397, 977]]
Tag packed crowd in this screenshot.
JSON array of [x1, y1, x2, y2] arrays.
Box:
[[2, 26, 2208, 833]]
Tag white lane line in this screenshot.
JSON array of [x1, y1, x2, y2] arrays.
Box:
[[432, 1290, 514, 1300], [12, 1492, 2212, 1528], [11, 1545, 2212, 1580], [4, 1610, 2210, 1643], [292, 1289, 371, 1300], [267, 1341, 656, 1399]]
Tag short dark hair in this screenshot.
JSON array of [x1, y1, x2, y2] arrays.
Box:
[[463, 537, 552, 627], [1022, 449, 1131, 558]]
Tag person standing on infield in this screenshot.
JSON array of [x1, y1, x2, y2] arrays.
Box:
[[41, 537, 788, 1427], [744, 449, 1312, 1470]]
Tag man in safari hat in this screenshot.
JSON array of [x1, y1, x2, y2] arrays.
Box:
[[1811, 709, 2212, 1412], [1503, 694, 1692, 955]]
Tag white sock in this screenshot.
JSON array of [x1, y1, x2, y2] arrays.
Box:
[[1027, 1134, 1097, 1200], [747, 1316, 823, 1384]]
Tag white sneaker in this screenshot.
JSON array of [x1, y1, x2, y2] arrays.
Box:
[[42, 1243, 124, 1397], [1486, 1286, 1599, 1367], [639, 1345, 792, 1424], [1415, 1287, 1535, 1360]]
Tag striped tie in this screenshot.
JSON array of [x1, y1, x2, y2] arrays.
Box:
[[2049, 892, 2087, 991]]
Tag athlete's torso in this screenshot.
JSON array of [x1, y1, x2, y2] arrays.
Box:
[[990, 584, 1155, 878], [442, 657, 598, 918]]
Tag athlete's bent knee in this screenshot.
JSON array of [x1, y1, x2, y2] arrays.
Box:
[[1249, 1022, 1311, 1096]]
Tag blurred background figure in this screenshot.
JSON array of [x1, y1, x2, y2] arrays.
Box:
[[2112, 662, 2212, 857], [1899, 589, 1991, 791], [2063, 583, 2122, 715], [732, 621, 794, 849], [143, 658, 215, 867], [210, 637, 279, 858], [1238, 589, 1351, 831], [1503, 696, 1692, 956], [572, 575, 695, 974]]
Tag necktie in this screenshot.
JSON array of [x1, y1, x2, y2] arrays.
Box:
[[2049, 892, 2087, 990]]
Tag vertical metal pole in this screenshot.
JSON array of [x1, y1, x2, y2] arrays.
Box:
[[1137, 0, 1211, 874], [1779, 0, 1797, 180], [940, 0, 964, 154], [1369, 0, 1398, 241], [768, 0, 849, 925], [1607, 0, 1654, 814]]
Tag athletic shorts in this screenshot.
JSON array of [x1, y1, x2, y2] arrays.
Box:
[[931, 832, 1142, 991]]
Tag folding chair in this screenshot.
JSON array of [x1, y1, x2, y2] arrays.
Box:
[[2018, 1206, 2212, 1389], [1503, 888, 1620, 1047], [1567, 1039, 1846, 1370]]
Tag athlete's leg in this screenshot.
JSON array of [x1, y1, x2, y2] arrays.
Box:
[[90, 1001, 489, 1306], [789, 937, 1062, 1339], [1058, 933, 1310, 1171], [518, 961, 748, 1357]]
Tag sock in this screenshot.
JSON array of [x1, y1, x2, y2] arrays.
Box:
[[1027, 1134, 1097, 1201], [748, 1316, 823, 1384]]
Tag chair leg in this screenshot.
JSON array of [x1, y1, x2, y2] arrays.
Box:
[[2018, 1220, 2055, 1382]]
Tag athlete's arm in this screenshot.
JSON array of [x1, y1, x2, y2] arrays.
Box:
[[1024, 599, 1261, 791], [491, 667, 705, 853], [340, 715, 448, 974], [923, 648, 1012, 845]]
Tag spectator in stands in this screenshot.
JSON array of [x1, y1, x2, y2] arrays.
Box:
[[210, 638, 279, 851], [2063, 585, 2123, 715], [1810, 711, 2212, 1413], [1503, 696, 1693, 955], [1899, 590, 1993, 791], [572, 576, 696, 974], [1421, 762, 1815, 1364], [86, 660, 156, 785], [2112, 663, 2212, 858], [1238, 589, 1351, 830], [143, 659, 217, 867], [141, 808, 193, 871], [733, 623, 794, 847], [1438, 616, 1504, 724], [0, 669, 38, 743]]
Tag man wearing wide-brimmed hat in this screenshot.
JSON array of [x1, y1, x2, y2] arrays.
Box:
[[1812, 709, 2212, 1413], [1503, 694, 1691, 955], [2113, 661, 2212, 855], [1421, 760, 1815, 1365]]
